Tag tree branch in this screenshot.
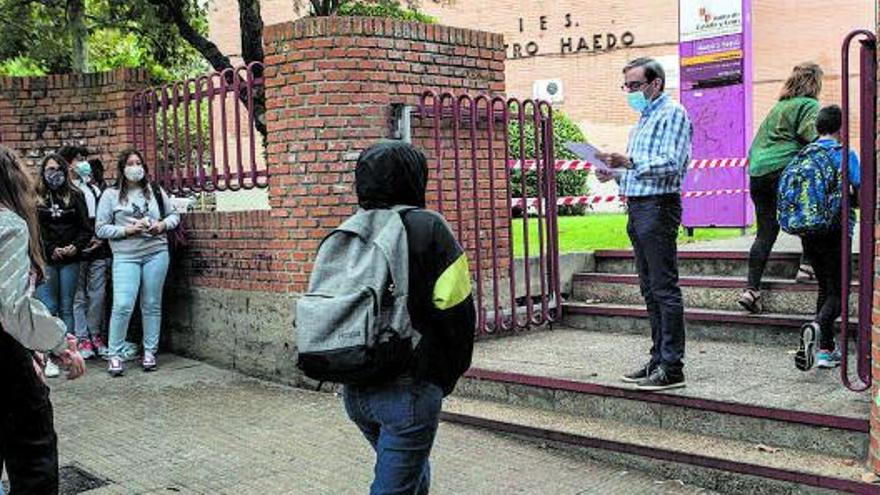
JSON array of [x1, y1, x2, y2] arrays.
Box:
[[147, 0, 233, 73]]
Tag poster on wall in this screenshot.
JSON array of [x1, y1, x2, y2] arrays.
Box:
[[679, 0, 743, 42]]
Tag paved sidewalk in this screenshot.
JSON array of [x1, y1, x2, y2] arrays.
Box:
[[10, 356, 714, 494]]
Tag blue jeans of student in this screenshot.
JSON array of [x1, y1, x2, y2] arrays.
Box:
[[108, 250, 169, 358], [73, 258, 110, 342], [627, 194, 686, 374], [36, 262, 81, 336], [344, 381, 444, 495]]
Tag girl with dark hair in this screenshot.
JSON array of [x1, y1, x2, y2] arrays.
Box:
[[0, 145, 86, 493], [96, 149, 180, 376], [35, 154, 92, 377]]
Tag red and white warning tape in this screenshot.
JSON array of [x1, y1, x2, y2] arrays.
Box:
[[508, 158, 748, 171], [508, 160, 592, 171], [511, 189, 749, 208], [688, 158, 748, 169]]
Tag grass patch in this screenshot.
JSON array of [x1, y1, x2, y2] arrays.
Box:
[[511, 213, 750, 257]]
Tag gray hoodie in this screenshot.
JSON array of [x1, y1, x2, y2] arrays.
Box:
[[95, 186, 181, 260]]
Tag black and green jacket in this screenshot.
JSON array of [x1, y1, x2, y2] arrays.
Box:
[[356, 141, 476, 396]]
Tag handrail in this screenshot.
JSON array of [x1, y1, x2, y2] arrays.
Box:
[[839, 29, 875, 392]]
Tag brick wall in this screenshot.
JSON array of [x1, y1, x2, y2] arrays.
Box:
[[0, 69, 148, 169], [165, 16, 507, 383], [189, 15, 506, 293]]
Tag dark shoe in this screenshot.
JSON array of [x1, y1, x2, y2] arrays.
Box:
[[636, 366, 685, 391], [738, 288, 763, 314], [621, 363, 655, 383], [794, 322, 819, 371]]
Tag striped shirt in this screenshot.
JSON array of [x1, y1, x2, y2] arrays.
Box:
[[0, 209, 67, 353], [618, 93, 693, 197]]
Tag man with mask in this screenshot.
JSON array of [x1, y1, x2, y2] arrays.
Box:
[[59, 146, 112, 360], [597, 57, 693, 391]]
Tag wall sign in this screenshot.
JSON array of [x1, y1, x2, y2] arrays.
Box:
[[679, 0, 743, 42], [505, 14, 635, 59]]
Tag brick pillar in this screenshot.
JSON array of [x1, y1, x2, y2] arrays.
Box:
[[262, 17, 507, 292]]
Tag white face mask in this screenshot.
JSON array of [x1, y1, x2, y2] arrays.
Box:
[[124, 165, 145, 183]]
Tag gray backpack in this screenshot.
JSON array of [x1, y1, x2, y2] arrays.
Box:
[[295, 206, 421, 385]]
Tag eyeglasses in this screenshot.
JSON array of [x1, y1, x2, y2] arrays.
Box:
[[621, 80, 650, 92]]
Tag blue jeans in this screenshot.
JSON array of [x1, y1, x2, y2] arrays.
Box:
[[627, 194, 686, 373], [35, 262, 81, 336], [108, 250, 170, 358], [344, 381, 444, 495], [73, 258, 110, 342]]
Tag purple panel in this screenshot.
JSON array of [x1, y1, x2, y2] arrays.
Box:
[[679, 0, 752, 229]]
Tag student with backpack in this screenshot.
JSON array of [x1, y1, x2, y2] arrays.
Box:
[[780, 105, 860, 371], [296, 141, 476, 494], [95, 149, 180, 377]]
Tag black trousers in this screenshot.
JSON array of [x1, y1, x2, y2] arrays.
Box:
[[801, 227, 844, 350], [0, 330, 59, 495], [748, 170, 810, 289], [627, 194, 686, 373]]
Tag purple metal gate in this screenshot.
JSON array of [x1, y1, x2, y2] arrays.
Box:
[[413, 91, 561, 336], [840, 30, 876, 392], [129, 63, 267, 195]]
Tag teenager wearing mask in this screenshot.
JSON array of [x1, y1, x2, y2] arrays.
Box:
[[67, 154, 112, 359], [96, 150, 180, 376], [739, 63, 823, 313], [0, 145, 86, 493], [35, 154, 92, 378]]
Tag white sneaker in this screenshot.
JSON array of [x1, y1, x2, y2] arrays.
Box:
[[44, 359, 61, 378], [143, 352, 157, 372]]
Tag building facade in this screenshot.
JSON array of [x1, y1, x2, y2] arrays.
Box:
[[209, 0, 874, 153]]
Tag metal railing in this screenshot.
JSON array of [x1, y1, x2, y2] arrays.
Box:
[[840, 29, 875, 392], [415, 91, 561, 336], [129, 62, 266, 194]]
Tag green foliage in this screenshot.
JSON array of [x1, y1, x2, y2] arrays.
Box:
[[0, 0, 209, 81], [337, 0, 437, 23], [0, 56, 48, 77], [509, 108, 590, 216]]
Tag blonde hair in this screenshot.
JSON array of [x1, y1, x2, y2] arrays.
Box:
[[779, 62, 824, 100]]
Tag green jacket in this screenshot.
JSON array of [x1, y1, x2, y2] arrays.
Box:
[[748, 97, 819, 177]]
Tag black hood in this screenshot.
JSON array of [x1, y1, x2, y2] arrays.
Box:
[[356, 141, 428, 210]]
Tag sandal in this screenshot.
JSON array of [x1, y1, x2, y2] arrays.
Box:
[[738, 288, 763, 314], [796, 264, 816, 283]]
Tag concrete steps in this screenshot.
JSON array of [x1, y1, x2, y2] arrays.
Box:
[[443, 396, 871, 495], [564, 301, 857, 347], [571, 273, 858, 317], [455, 328, 873, 494]]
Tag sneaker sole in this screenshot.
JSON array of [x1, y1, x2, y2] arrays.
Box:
[[621, 375, 647, 383], [795, 325, 818, 371], [636, 382, 686, 391], [143, 365, 157, 372], [108, 370, 124, 377], [816, 361, 841, 369]]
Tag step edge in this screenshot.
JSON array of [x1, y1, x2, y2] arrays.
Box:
[[440, 410, 876, 494], [595, 250, 805, 260], [563, 302, 859, 329], [572, 273, 859, 291], [463, 368, 870, 433]]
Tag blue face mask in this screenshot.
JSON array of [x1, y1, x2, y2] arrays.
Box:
[[627, 90, 650, 113], [74, 161, 92, 179]]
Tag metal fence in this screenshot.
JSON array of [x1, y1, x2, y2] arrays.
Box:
[[414, 91, 561, 336], [840, 29, 876, 392], [129, 63, 266, 195]]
